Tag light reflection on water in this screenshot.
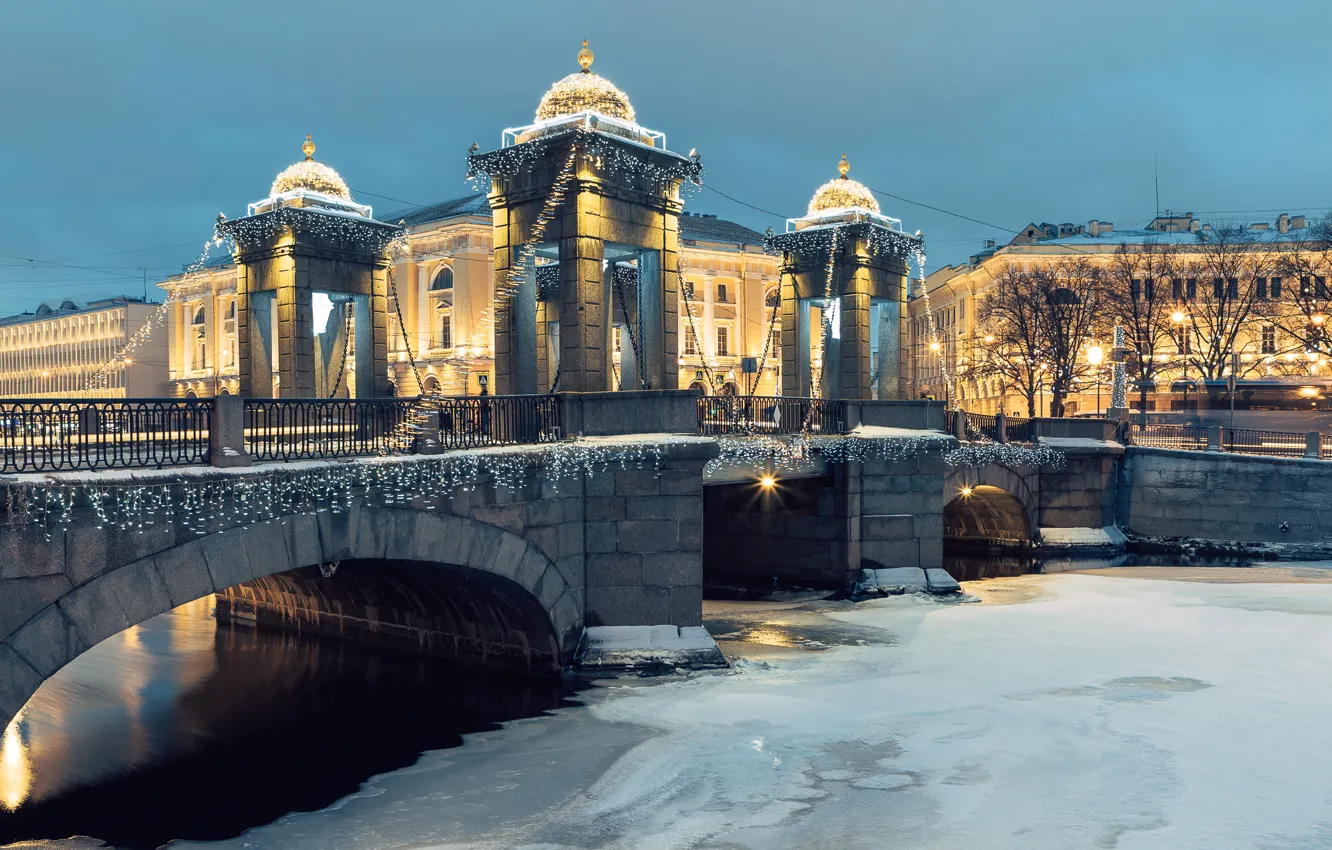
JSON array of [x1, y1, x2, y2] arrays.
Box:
[[0, 596, 218, 812], [0, 593, 569, 850]]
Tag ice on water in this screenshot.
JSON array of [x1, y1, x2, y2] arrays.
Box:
[[171, 574, 1332, 850]]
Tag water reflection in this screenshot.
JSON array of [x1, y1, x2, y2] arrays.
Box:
[[0, 595, 570, 850]]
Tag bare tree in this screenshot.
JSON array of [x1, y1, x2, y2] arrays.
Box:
[[1104, 240, 1178, 413], [1039, 258, 1108, 417], [1174, 223, 1278, 381], [974, 259, 1107, 417], [975, 264, 1046, 418], [1273, 214, 1332, 360]]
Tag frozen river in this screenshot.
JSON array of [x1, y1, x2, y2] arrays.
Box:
[[9, 568, 1332, 849], [184, 569, 1332, 849]]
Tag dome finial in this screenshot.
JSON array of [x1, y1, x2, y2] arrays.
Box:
[[302, 133, 316, 161], [577, 39, 594, 73], [838, 153, 850, 179]]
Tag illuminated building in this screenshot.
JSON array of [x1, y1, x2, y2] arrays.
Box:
[[908, 212, 1332, 415], [0, 297, 168, 398]]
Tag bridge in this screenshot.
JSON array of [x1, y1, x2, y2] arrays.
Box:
[[3, 390, 1331, 730]]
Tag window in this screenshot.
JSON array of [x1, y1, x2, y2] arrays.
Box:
[[1256, 278, 1268, 300], [1176, 327, 1192, 355], [1187, 278, 1197, 301], [1131, 278, 1141, 299], [682, 281, 695, 301], [764, 288, 779, 308], [1212, 278, 1224, 299], [1319, 277, 1329, 298], [1171, 278, 1182, 300], [1261, 325, 1277, 354], [716, 283, 729, 303], [612, 326, 623, 355], [221, 300, 236, 367], [1271, 277, 1283, 298], [430, 266, 454, 350], [430, 267, 454, 292], [683, 324, 698, 355], [190, 304, 206, 371], [436, 305, 453, 350], [770, 325, 781, 356], [716, 324, 730, 357]]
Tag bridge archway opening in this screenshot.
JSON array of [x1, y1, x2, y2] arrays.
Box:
[[944, 484, 1033, 550], [216, 558, 562, 676]]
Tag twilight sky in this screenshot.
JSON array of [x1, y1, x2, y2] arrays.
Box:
[[1, 0, 1329, 313]]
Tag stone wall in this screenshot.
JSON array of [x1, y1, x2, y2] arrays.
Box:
[[0, 439, 717, 730], [1119, 447, 1332, 544], [858, 453, 949, 575], [702, 445, 950, 592]]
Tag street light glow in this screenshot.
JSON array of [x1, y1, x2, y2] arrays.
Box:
[[1087, 345, 1104, 366], [960, 485, 974, 498], [759, 475, 776, 489]]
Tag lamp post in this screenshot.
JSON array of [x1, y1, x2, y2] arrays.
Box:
[[1087, 344, 1104, 416], [1171, 310, 1190, 412]]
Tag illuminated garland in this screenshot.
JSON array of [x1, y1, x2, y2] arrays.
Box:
[[5, 440, 678, 539], [765, 220, 923, 260], [467, 125, 703, 195], [911, 248, 956, 408], [85, 227, 231, 390], [710, 432, 1065, 475], [809, 225, 844, 402], [943, 441, 1066, 470], [221, 206, 403, 255]]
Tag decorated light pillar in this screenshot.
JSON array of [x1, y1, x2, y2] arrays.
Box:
[[468, 40, 701, 395], [767, 155, 921, 400], [221, 135, 400, 399]]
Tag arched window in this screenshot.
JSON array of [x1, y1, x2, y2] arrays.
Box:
[[422, 374, 440, 396], [430, 267, 454, 350], [765, 288, 779, 308], [189, 303, 206, 372]]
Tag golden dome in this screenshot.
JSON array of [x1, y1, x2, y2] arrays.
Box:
[[270, 134, 352, 200], [535, 40, 636, 123], [807, 154, 880, 215]]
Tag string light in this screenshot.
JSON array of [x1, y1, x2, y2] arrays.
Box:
[[5, 439, 690, 540]]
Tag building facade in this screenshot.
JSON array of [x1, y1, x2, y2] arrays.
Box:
[[908, 213, 1332, 417], [0, 297, 169, 399], [159, 199, 781, 399]]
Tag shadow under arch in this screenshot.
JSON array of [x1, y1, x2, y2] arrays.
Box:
[[943, 463, 1038, 543], [0, 506, 581, 732]]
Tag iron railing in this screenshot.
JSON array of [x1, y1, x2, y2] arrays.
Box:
[[0, 398, 212, 473], [697, 396, 845, 435], [1129, 423, 1324, 459], [244, 398, 413, 461], [963, 412, 999, 442], [1004, 416, 1034, 444], [1128, 423, 1210, 450], [429, 395, 561, 449], [1224, 428, 1308, 458]]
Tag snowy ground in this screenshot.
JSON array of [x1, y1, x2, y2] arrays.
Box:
[[172, 571, 1332, 850]]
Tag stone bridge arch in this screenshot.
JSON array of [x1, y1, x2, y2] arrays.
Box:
[[942, 464, 1039, 544], [0, 505, 579, 732]]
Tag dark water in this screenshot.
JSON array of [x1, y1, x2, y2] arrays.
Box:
[[0, 597, 571, 850]]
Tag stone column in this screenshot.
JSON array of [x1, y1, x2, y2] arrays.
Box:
[[838, 257, 874, 400], [513, 265, 538, 394], [557, 188, 608, 392]]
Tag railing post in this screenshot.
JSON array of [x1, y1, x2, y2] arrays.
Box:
[[415, 408, 443, 455], [1306, 431, 1321, 460], [210, 395, 252, 468], [996, 411, 1007, 444], [953, 409, 968, 441], [1206, 425, 1223, 453]]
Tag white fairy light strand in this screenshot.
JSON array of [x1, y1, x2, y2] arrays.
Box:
[[85, 227, 231, 390], [5, 440, 676, 539]]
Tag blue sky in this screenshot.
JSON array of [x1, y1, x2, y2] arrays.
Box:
[[0, 0, 1329, 313]]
